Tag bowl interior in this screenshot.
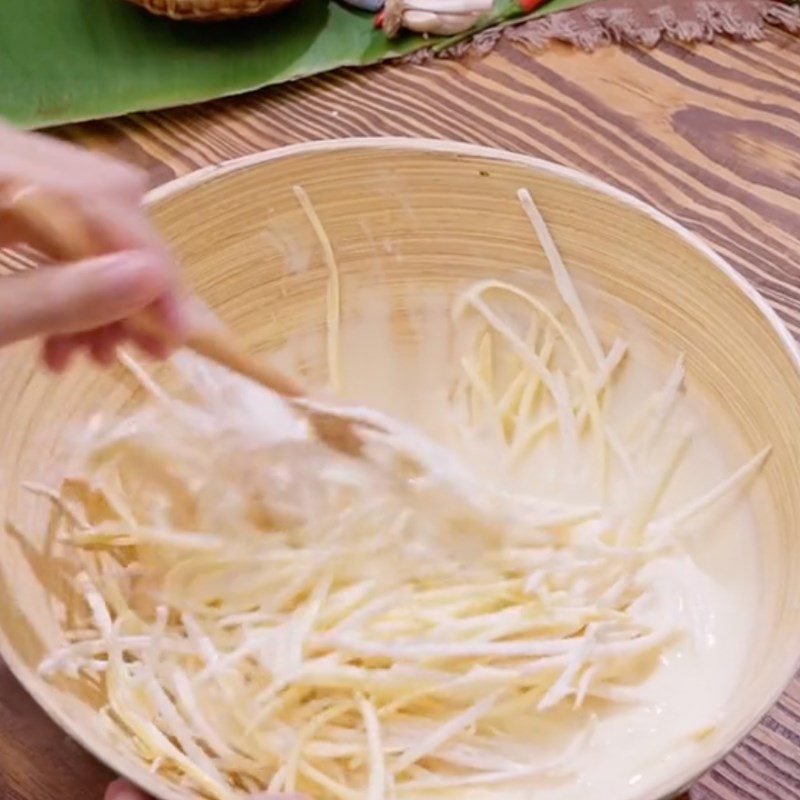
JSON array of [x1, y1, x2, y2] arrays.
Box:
[[1, 140, 799, 800]]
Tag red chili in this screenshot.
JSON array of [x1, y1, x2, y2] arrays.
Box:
[[518, 0, 545, 13], [374, 10, 384, 28]]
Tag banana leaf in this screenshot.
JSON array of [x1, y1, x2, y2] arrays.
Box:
[[0, 0, 595, 129]]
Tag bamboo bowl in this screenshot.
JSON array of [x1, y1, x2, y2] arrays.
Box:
[[1, 139, 800, 800], [124, 0, 299, 20]]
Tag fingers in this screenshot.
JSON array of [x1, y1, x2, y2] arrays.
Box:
[[0, 126, 147, 205], [150, 289, 189, 340], [0, 124, 189, 352], [104, 779, 151, 800], [0, 202, 37, 250], [6, 200, 189, 343], [42, 323, 160, 372], [0, 250, 168, 347], [78, 202, 189, 341], [42, 335, 79, 371], [0, 128, 149, 258], [50, 325, 127, 370], [90, 322, 126, 366]]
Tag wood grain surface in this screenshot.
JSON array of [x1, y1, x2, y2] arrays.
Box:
[[1, 28, 799, 800]]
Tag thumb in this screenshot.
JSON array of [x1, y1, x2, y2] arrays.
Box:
[[0, 251, 167, 346]]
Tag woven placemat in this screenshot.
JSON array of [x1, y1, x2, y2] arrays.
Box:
[[411, 0, 799, 61]]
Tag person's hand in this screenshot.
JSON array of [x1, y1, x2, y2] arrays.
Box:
[[105, 780, 151, 800], [0, 124, 186, 369]]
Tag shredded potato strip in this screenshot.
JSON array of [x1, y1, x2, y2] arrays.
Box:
[[293, 185, 342, 392]]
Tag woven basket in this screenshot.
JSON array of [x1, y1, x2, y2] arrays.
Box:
[[124, 0, 299, 20]]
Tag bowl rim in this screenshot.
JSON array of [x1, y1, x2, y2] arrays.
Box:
[[3, 136, 799, 800]]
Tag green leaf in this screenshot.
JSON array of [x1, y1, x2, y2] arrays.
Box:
[[0, 0, 595, 129]]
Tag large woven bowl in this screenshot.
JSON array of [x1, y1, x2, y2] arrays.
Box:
[[124, 0, 299, 20], [1, 139, 799, 800]]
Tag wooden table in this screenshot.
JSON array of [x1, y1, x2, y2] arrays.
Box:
[[2, 29, 799, 800]]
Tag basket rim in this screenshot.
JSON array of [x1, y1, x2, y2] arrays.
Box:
[[124, 0, 296, 21], [4, 136, 800, 800]]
